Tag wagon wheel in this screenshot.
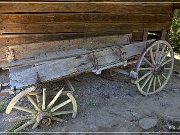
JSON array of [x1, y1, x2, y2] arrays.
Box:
[[6, 86, 77, 132], [135, 40, 174, 96]]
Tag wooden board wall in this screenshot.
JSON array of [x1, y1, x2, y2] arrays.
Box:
[[0, 1, 177, 46]]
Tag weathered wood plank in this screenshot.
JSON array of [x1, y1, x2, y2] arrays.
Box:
[[0, 23, 170, 34], [0, 34, 131, 62], [0, 3, 173, 14], [0, 31, 145, 46], [0, 49, 91, 69], [0, 33, 132, 46], [0, 13, 170, 24], [9, 39, 155, 88]]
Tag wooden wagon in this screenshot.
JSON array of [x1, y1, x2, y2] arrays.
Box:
[[0, 0, 179, 132]]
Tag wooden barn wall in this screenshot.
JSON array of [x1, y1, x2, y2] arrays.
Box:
[[0, 1, 177, 46]]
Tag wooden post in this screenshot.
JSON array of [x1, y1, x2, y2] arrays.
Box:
[[143, 28, 149, 41], [161, 29, 166, 40]]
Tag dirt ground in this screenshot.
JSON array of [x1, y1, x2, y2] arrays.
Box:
[[0, 58, 180, 133]]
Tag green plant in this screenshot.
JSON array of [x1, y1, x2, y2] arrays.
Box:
[[169, 10, 180, 53]]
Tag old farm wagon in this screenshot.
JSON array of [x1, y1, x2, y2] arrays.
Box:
[[0, 0, 180, 132]]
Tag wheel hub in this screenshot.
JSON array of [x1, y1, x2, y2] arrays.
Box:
[[153, 65, 164, 75], [36, 111, 52, 127]]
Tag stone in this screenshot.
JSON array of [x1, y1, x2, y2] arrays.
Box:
[[139, 117, 158, 130], [128, 91, 138, 97], [89, 124, 98, 131]]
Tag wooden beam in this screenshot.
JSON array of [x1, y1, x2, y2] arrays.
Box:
[[161, 29, 167, 40], [0, 13, 170, 24], [0, 3, 173, 14], [0, 34, 131, 63], [0, 33, 131, 46], [143, 28, 149, 41], [0, 23, 170, 34]]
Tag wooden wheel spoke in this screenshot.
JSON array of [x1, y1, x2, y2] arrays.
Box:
[[14, 105, 36, 114], [50, 99, 71, 113], [65, 79, 75, 92], [32, 122, 39, 130], [164, 68, 171, 70], [46, 88, 63, 110], [14, 119, 35, 132], [150, 48, 155, 65], [42, 88, 46, 111], [160, 49, 171, 64], [161, 58, 172, 66], [52, 110, 74, 116], [26, 95, 41, 112], [157, 76, 162, 87], [158, 45, 166, 63], [52, 117, 65, 122], [139, 68, 153, 71], [155, 43, 159, 63], [153, 76, 157, 92], [162, 74, 167, 80], [136, 71, 152, 83], [146, 76, 154, 94], [141, 74, 152, 89], [143, 57, 154, 67], [9, 115, 33, 123]]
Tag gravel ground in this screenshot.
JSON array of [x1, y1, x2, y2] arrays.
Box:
[[0, 58, 180, 133]]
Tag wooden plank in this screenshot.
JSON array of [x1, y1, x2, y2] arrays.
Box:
[[0, 33, 131, 46], [0, 34, 131, 62], [0, 3, 173, 14], [0, 49, 92, 69], [9, 39, 155, 89], [0, 32, 144, 46], [0, 13, 170, 24], [0, 23, 170, 34]]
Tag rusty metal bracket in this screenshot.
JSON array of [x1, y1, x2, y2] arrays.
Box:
[[118, 47, 127, 67], [91, 51, 98, 69], [5, 47, 15, 62], [35, 72, 44, 107]]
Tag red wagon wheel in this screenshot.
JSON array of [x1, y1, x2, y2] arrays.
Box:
[[135, 40, 174, 96]]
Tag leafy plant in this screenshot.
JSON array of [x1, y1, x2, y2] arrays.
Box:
[[169, 10, 180, 53]]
